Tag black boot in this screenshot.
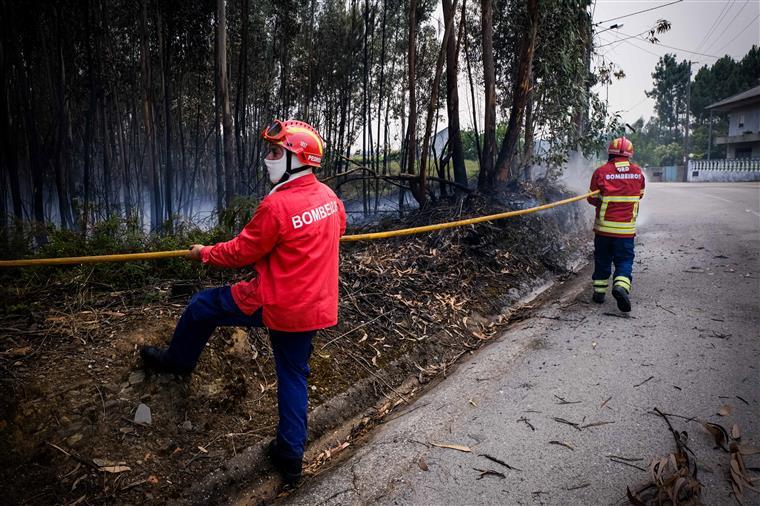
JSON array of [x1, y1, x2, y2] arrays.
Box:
[[267, 440, 303, 486], [611, 285, 631, 313], [140, 346, 193, 376], [592, 292, 605, 304]]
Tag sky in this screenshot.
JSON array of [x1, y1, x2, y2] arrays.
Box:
[[592, 0, 760, 124]]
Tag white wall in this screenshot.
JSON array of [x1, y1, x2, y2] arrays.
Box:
[[687, 160, 760, 182], [728, 105, 760, 136]]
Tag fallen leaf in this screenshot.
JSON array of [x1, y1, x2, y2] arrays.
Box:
[[417, 457, 429, 471], [430, 442, 471, 453], [5, 346, 32, 357], [479, 453, 522, 471], [473, 468, 506, 480], [549, 440, 574, 451], [100, 465, 131, 473], [718, 404, 733, 416], [701, 420, 730, 451], [580, 420, 615, 429], [732, 424, 741, 440], [147, 475, 160, 484], [197, 446, 208, 454]]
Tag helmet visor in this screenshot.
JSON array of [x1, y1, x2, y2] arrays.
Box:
[[262, 120, 286, 142]]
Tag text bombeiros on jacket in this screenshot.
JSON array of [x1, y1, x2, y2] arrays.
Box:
[[291, 201, 340, 229]]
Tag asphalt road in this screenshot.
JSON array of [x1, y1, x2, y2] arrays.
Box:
[[285, 182, 760, 506]]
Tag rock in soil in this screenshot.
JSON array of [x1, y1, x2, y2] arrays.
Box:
[[134, 403, 152, 425]]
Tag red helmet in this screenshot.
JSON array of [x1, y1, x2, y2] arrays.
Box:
[[608, 137, 634, 158], [261, 119, 324, 168]]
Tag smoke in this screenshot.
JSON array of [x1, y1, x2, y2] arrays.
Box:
[[560, 150, 598, 195], [636, 190, 650, 228], [556, 150, 599, 224]]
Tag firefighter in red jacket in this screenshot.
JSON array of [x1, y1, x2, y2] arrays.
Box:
[[140, 119, 346, 485], [587, 137, 645, 312]]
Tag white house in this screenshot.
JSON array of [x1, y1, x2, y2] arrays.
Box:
[[689, 84, 760, 182]]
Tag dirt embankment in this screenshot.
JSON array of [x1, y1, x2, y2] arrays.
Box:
[[0, 189, 592, 504]]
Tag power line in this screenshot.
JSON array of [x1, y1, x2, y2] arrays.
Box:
[[714, 13, 760, 56], [613, 29, 722, 59], [596, 29, 649, 48], [618, 36, 666, 58], [624, 95, 652, 115], [651, 40, 722, 59], [596, 32, 663, 58], [705, 1, 752, 54], [695, 0, 734, 53], [593, 0, 683, 26]]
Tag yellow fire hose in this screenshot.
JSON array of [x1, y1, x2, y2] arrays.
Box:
[[0, 190, 598, 268]]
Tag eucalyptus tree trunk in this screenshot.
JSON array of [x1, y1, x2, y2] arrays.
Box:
[[375, 0, 387, 210], [522, 72, 535, 180], [494, 0, 538, 184], [0, 29, 23, 223], [443, 0, 467, 194], [462, 2, 482, 168], [405, 0, 418, 184], [19, 42, 45, 226], [478, 0, 496, 192], [54, 9, 74, 229], [140, 0, 162, 231], [217, 0, 234, 207], [418, 0, 458, 206], [235, 0, 249, 193], [96, 2, 112, 219], [158, 4, 174, 229]]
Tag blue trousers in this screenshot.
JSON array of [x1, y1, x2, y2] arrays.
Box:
[[592, 235, 635, 294], [166, 286, 315, 460]]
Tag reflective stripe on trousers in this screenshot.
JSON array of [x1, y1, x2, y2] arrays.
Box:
[[593, 279, 609, 293], [614, 275, 631, 292]]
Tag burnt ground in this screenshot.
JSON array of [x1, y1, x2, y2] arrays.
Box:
[[0, 188, 592, 504]]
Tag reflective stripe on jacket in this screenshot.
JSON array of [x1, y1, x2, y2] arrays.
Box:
[[200, 174, 347, 332], [587, 158, 645, 238]]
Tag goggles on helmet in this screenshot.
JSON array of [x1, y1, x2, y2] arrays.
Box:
[[262, 120, 287, 143]]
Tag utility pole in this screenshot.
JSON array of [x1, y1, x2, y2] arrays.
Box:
[[707, 109, 713, 160], [594, 24, 623, 123], [683, 60, 692, 181]]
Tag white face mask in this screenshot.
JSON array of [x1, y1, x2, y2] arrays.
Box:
[[264, 151, 306, 185], [264, 155, 288, 185]]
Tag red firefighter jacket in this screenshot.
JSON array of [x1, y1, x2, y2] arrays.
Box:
[[587, 157, 645, 238], [200, 174, 347, 332]]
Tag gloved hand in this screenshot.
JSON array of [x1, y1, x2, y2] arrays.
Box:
[[188, 244, 205, 261]]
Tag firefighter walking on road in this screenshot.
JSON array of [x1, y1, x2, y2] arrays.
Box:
[[587, 137, 645, 312]]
